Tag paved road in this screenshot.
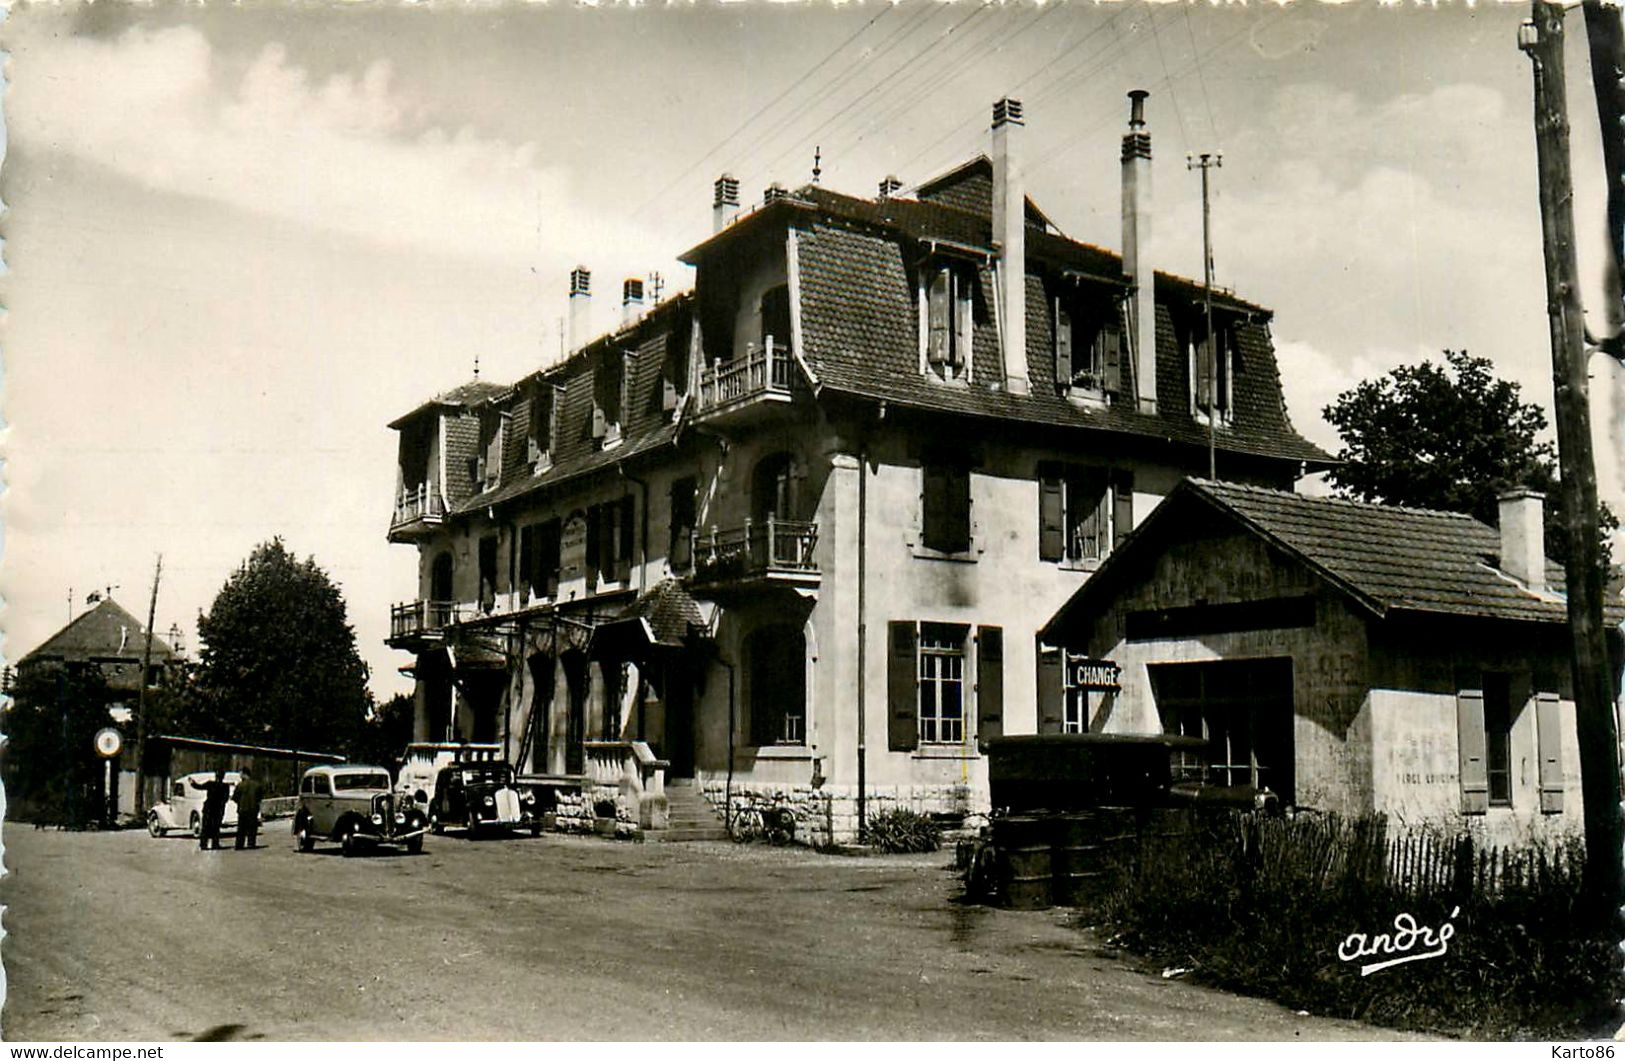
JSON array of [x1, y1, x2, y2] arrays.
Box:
[[1, 822, 1420, 1041]]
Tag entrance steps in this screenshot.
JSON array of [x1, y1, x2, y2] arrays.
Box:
[[656, 778, 729, 842]]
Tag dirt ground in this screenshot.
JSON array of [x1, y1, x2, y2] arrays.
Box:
[[0, 822, 1426, 1041]]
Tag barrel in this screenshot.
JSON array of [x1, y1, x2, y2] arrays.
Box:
[[993, 814, 1052, 909], [1050, 809, 1133, 907]]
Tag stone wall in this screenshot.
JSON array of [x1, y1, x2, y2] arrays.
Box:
[[701, 779, 983, 846]]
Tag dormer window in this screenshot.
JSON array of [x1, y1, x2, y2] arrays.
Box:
[[922, 261, 975, 382], [1186, 315, 1235, 423], [593, 350, 625, 447], [474, 407, 503, 493], [1054, 293, 1125, 394], [660, 318, 692, 418], [527, 382, 561, 473]]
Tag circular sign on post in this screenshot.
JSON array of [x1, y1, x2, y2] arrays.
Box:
[[94, 727, 123, 759]]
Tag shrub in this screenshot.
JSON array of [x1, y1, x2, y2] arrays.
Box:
[[592, 797, 617, 819], [865, 807, 941, 853], [1091, 811, 1618, 1039]]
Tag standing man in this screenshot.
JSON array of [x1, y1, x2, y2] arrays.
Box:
[[232, 769, 263, 850], [188, 769, 231, 850]]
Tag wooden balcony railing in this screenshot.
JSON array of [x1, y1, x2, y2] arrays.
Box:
[[691, 516, 818, 584], [389, 599, 460, 642], [696, 337, 795, 414], [391, 483, 446, 530]]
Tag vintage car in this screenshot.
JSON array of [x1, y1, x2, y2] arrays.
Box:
[[394, 741, 503, 808], [293, 764, 428, 855], [146, 771, 241, 838], [429, 759, 540, 838]]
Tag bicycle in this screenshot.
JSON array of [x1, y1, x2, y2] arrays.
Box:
[[729, 802, 796, 845]]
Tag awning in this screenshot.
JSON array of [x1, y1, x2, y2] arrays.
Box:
[[587, 579, 708, 662]]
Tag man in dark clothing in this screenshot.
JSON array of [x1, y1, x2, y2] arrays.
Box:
[[233, 770, 263, 849], [188, 770, 231, 850]]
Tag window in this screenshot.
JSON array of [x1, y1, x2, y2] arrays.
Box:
[[1458, 671, 1521, 812], [584, 497, 635, 589], [475, 408, 503, 492], [594, 351, 625, 445], [1150, 659, 1295, 802], [661, 320, 691, 415], [918, 623, 968, 744], [669, 476, 697, 572], [747, 624, 806, 746], [921, 458, 972, 555], [760, 284, 791, 354], [1054, 294, 1125, 393], [1485, 673, 1513, 806], [1187, 316, 1234, 421], [518, 518, 561, 603], [888, 622, 1003, 752], [923, 262, 975, 381], [478, 535, 499, 614], [1039, 466, 1133, 563], [527, 383, 561, 471]]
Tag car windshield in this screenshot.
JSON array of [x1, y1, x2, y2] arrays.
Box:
[[458, 765, 511, 784], [333, 772, 390, 792]]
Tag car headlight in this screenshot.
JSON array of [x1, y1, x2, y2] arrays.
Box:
[[395, 814, 406, 824], [371, 813, 383, 825], [483, 795, 495, 806], [521, 792, 536, 804]]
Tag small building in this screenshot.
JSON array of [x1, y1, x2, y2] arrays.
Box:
[[1039, 480, 1625, 844]]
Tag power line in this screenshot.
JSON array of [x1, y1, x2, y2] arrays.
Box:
[[1183, 2, 1221, 147], [1149, 6, 1190, 147]]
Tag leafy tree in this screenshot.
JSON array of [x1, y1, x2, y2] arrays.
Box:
[[190, 539, 370, 756], [349, 691, 417, 769], [2, 662, 116, 826], [1323, 349, 1616, 566]]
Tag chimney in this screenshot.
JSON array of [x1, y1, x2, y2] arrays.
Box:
[[878, 175, 903, 199], [712, 174, 740, 233], [1498, 488, 1546, 593], [621, 277, 646, 328], [991, 97, 1029, 395], [763, 182, 788, 204], [1122, 90, 1157, 413], [568, 266, 591, 352]]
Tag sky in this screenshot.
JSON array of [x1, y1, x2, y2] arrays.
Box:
[[3, 0, 1623, 701]]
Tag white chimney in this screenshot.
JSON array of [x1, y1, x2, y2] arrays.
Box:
[[1498, 488, 1546, 593], [621, 277, 645, 328], [1122, 90, 1157, 413], [991, 97, 1029, 395], [713, 175, 740, 233], [568, 266, 591, 352], [878, 175, 903, 199]]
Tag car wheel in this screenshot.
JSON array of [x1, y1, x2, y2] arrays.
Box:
[[339, 822, 360, 857], [430, 816, 444, 836], [466, 819, 481, 841], [147, 813, 164, 838], [294, 814, 316, 852], [190, 812, 201, 838], [530, 821, 542, 838], [405, 832, 424, 855]]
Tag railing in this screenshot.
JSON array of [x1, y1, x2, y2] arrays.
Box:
[[390, 599, 460, 641], [582, 740, 669, 830], [391, 483, 446, 529], [691, 516, 818, 584], [696, 337, 795, 413]]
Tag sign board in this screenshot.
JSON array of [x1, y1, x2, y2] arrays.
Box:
[[94, 727, 123, 759], [1065, 654, 1121, 692], [560, 512, 588, 583]]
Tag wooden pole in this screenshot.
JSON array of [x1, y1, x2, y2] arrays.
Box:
[[1583, 0, 1625, 360], [132, 554, 162, 820], [1522, 2, 1624, 913]]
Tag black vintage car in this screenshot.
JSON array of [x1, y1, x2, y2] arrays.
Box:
[[429, 760, 541, 838]]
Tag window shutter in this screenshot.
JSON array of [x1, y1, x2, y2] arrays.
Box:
[[584, 505, 600, 589], [1457, 686, 1489, 814], [1054, 300, 1072, 386], [1195, 333, 1214, 411], [519, 525, 535, 602], [888, 621, 919, 752], [922, 464, 946, 551], [1039, 478, 1065, 561], [1102, 311, 1123, 393], [976, 626, 1004, 745], [1112, 471, 1134, 551], [617, 495, 635, 581], [951, 270, 970, 370], [945, 464, 971, 553], [1036, 646, 1063, 734], [542, 519, 561, 598], [927, 269, 950, 366], [1536, 691, 1564, 813]]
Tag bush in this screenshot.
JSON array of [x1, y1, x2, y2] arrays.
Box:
[[1092, 812, 1618, 1039], [592, 797, 617, 819], [865, 808, 941, 853]]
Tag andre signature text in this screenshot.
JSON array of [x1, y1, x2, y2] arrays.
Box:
[[1337, 907, 1459, 976]]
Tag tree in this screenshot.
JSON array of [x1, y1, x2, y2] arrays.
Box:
[[1, 662, 116, 826], [190, 539, 370, 755], [1323, 349, 1616, 565], [349, 691, 416, 769]]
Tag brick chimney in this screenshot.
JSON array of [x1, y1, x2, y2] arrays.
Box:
[[1498, 488, 1546, 593], [713, 174, 740, 233], [568, 266, 591, 352], [1122, 90, 1157, 413], [992, 97, 1029, 395], [878, 175, 903, 199], [621, 277, 645, 329]]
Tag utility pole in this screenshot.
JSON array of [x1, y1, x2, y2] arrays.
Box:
[[1583, 0, 1625, 361], [133, 554, 162, 820], [1521, 2, 1624, 914], [1188, 151, 1222, 480]]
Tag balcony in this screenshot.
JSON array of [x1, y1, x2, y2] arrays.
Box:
[[690, 517, 819, 594], [388, 599, 461, 648], [389, 483, 447, 543], [693, 338, 803, 429]]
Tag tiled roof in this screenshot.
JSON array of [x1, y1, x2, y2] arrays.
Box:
[[20, 598, 174, 667], [388, 379, 510, 429], [616, 579, 706, 646], [1045, 479, 1622, 638], [794, 211, 1327, 465]]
